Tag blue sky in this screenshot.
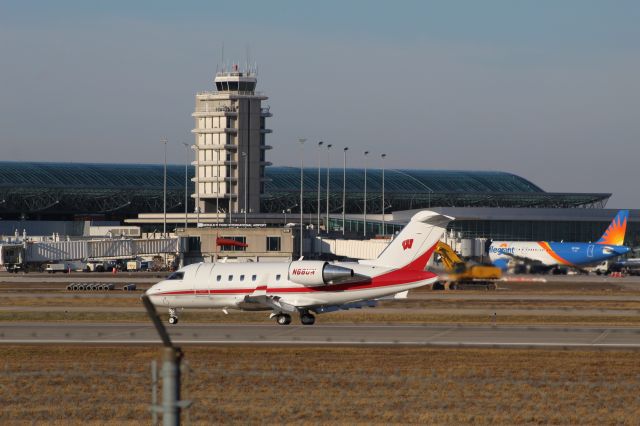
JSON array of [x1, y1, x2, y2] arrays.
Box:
[[1, 1, 639, 207]]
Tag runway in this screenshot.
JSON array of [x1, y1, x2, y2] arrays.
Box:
[[2, 322, 640, 348]]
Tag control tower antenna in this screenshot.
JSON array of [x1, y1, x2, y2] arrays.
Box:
[[245, 44, 250, 73], [221, 42, 225, 72]]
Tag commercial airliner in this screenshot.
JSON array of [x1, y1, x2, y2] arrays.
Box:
[[146, 211, 452, 325], [488, 210, 631, 271]]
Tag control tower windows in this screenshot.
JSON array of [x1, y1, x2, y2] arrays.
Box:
[[215, 81, 256, 92]]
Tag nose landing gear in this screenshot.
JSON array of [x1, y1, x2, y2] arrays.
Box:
[[168, 308, 179, 325]]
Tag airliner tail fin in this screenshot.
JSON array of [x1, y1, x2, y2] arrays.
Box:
[[361, 211, 453, 271], [596, 210, 628, 246]]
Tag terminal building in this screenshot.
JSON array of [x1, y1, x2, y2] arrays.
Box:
[[0, 66, 637, 261], [0, 162, 636, 250]]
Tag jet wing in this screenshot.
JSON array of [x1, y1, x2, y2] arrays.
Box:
[[496, 251, 592, 274], [241, 289, 410, 314], [311, 292, 409, 313], [495, 250, 534, 264], [240, 288, 299, 313]]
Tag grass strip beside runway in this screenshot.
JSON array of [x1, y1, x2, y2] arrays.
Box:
[[4, 310, 640, 326]]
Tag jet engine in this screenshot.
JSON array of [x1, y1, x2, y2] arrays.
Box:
[[288, 261, 354, 286]]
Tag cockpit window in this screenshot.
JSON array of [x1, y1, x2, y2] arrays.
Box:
[[167, 272, 184, 280]]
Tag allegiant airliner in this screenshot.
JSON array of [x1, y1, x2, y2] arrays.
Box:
[[488, 210, 630, 271]]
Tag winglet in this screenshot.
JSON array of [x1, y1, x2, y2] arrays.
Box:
[[596, 210, 628, 246]]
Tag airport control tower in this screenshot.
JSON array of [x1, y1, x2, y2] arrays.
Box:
[[192, 64, 272, 217]]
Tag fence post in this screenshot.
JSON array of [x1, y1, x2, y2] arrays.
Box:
[[162, 347, 182, 426], [151, 360, 158, 426], [142, 294, 188, 426]]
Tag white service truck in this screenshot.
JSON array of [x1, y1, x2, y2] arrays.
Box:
[[45, 263, 69, 273]]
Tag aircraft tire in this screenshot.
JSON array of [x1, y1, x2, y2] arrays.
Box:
[[276, 313, 291, 325], [300, 313, 316, 325], [168, 316, 179, 325]]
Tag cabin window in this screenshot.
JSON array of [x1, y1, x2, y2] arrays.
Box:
[[167, 272, 184, 280], [216, 275, 221, 282], [275, 274, 281, 281], [228, 275, 233, 281], [252, 275, 257, 281], [240, 274, 245, 281]]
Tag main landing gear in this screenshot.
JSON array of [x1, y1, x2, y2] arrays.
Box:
[[300, 312, 316, 325], [275, 313, 292, 325], [168, 308, 179, 325], [273, 311, 316, 326]]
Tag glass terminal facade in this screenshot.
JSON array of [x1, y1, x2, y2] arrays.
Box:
[[262, 167, 608, 214], [0, 162, 609, 222]]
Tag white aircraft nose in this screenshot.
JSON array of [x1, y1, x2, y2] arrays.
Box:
[[145, 284, 161, 296]]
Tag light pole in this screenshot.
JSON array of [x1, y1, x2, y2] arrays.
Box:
[[363, 150, 369, 237], [190, 144, 201, 226], [242, 151, 248, 225], [161, 137, 167, 237], [381, 153, 386, 236], [325, 144, 332, 234], [316, 141, 323, 233], [342, 147, 348, 236], [283, 203, 297, 226], [181, 143, 189, 229], [299, 138, 306, 258]]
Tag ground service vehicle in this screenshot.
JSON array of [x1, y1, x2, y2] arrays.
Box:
[[432, 241, 501, 290], [45, 263, 69, 273], [127, 260, 141, 271]]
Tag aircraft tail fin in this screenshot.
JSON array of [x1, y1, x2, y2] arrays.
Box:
[[596, 210, 629, 246], [361, 211, 453, 271]]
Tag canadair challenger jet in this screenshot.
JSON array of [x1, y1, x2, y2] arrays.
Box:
[[488, 210, 630, 271], [146, 211, 452, 325]]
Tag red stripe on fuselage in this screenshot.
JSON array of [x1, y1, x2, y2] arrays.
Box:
[[154, 271, 437, 297], [155, 243, 439, 297]]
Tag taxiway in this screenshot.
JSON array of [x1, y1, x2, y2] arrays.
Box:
[[1, 322, 639, 348]]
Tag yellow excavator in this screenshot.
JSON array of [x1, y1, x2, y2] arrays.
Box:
[[432, 241, 502, 290]]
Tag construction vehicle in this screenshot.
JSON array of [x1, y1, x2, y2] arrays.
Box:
[[432, 241, 501, 290]]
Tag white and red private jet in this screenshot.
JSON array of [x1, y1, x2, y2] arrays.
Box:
[[146, 210, 452, 325]]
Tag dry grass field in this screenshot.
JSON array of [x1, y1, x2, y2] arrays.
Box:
[[1, 345, 640, 424]]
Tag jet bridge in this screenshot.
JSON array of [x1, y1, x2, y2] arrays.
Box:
[[1, 237, 188, 265]]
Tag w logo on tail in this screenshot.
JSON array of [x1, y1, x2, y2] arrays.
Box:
[[402, 239, 414, 250]]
